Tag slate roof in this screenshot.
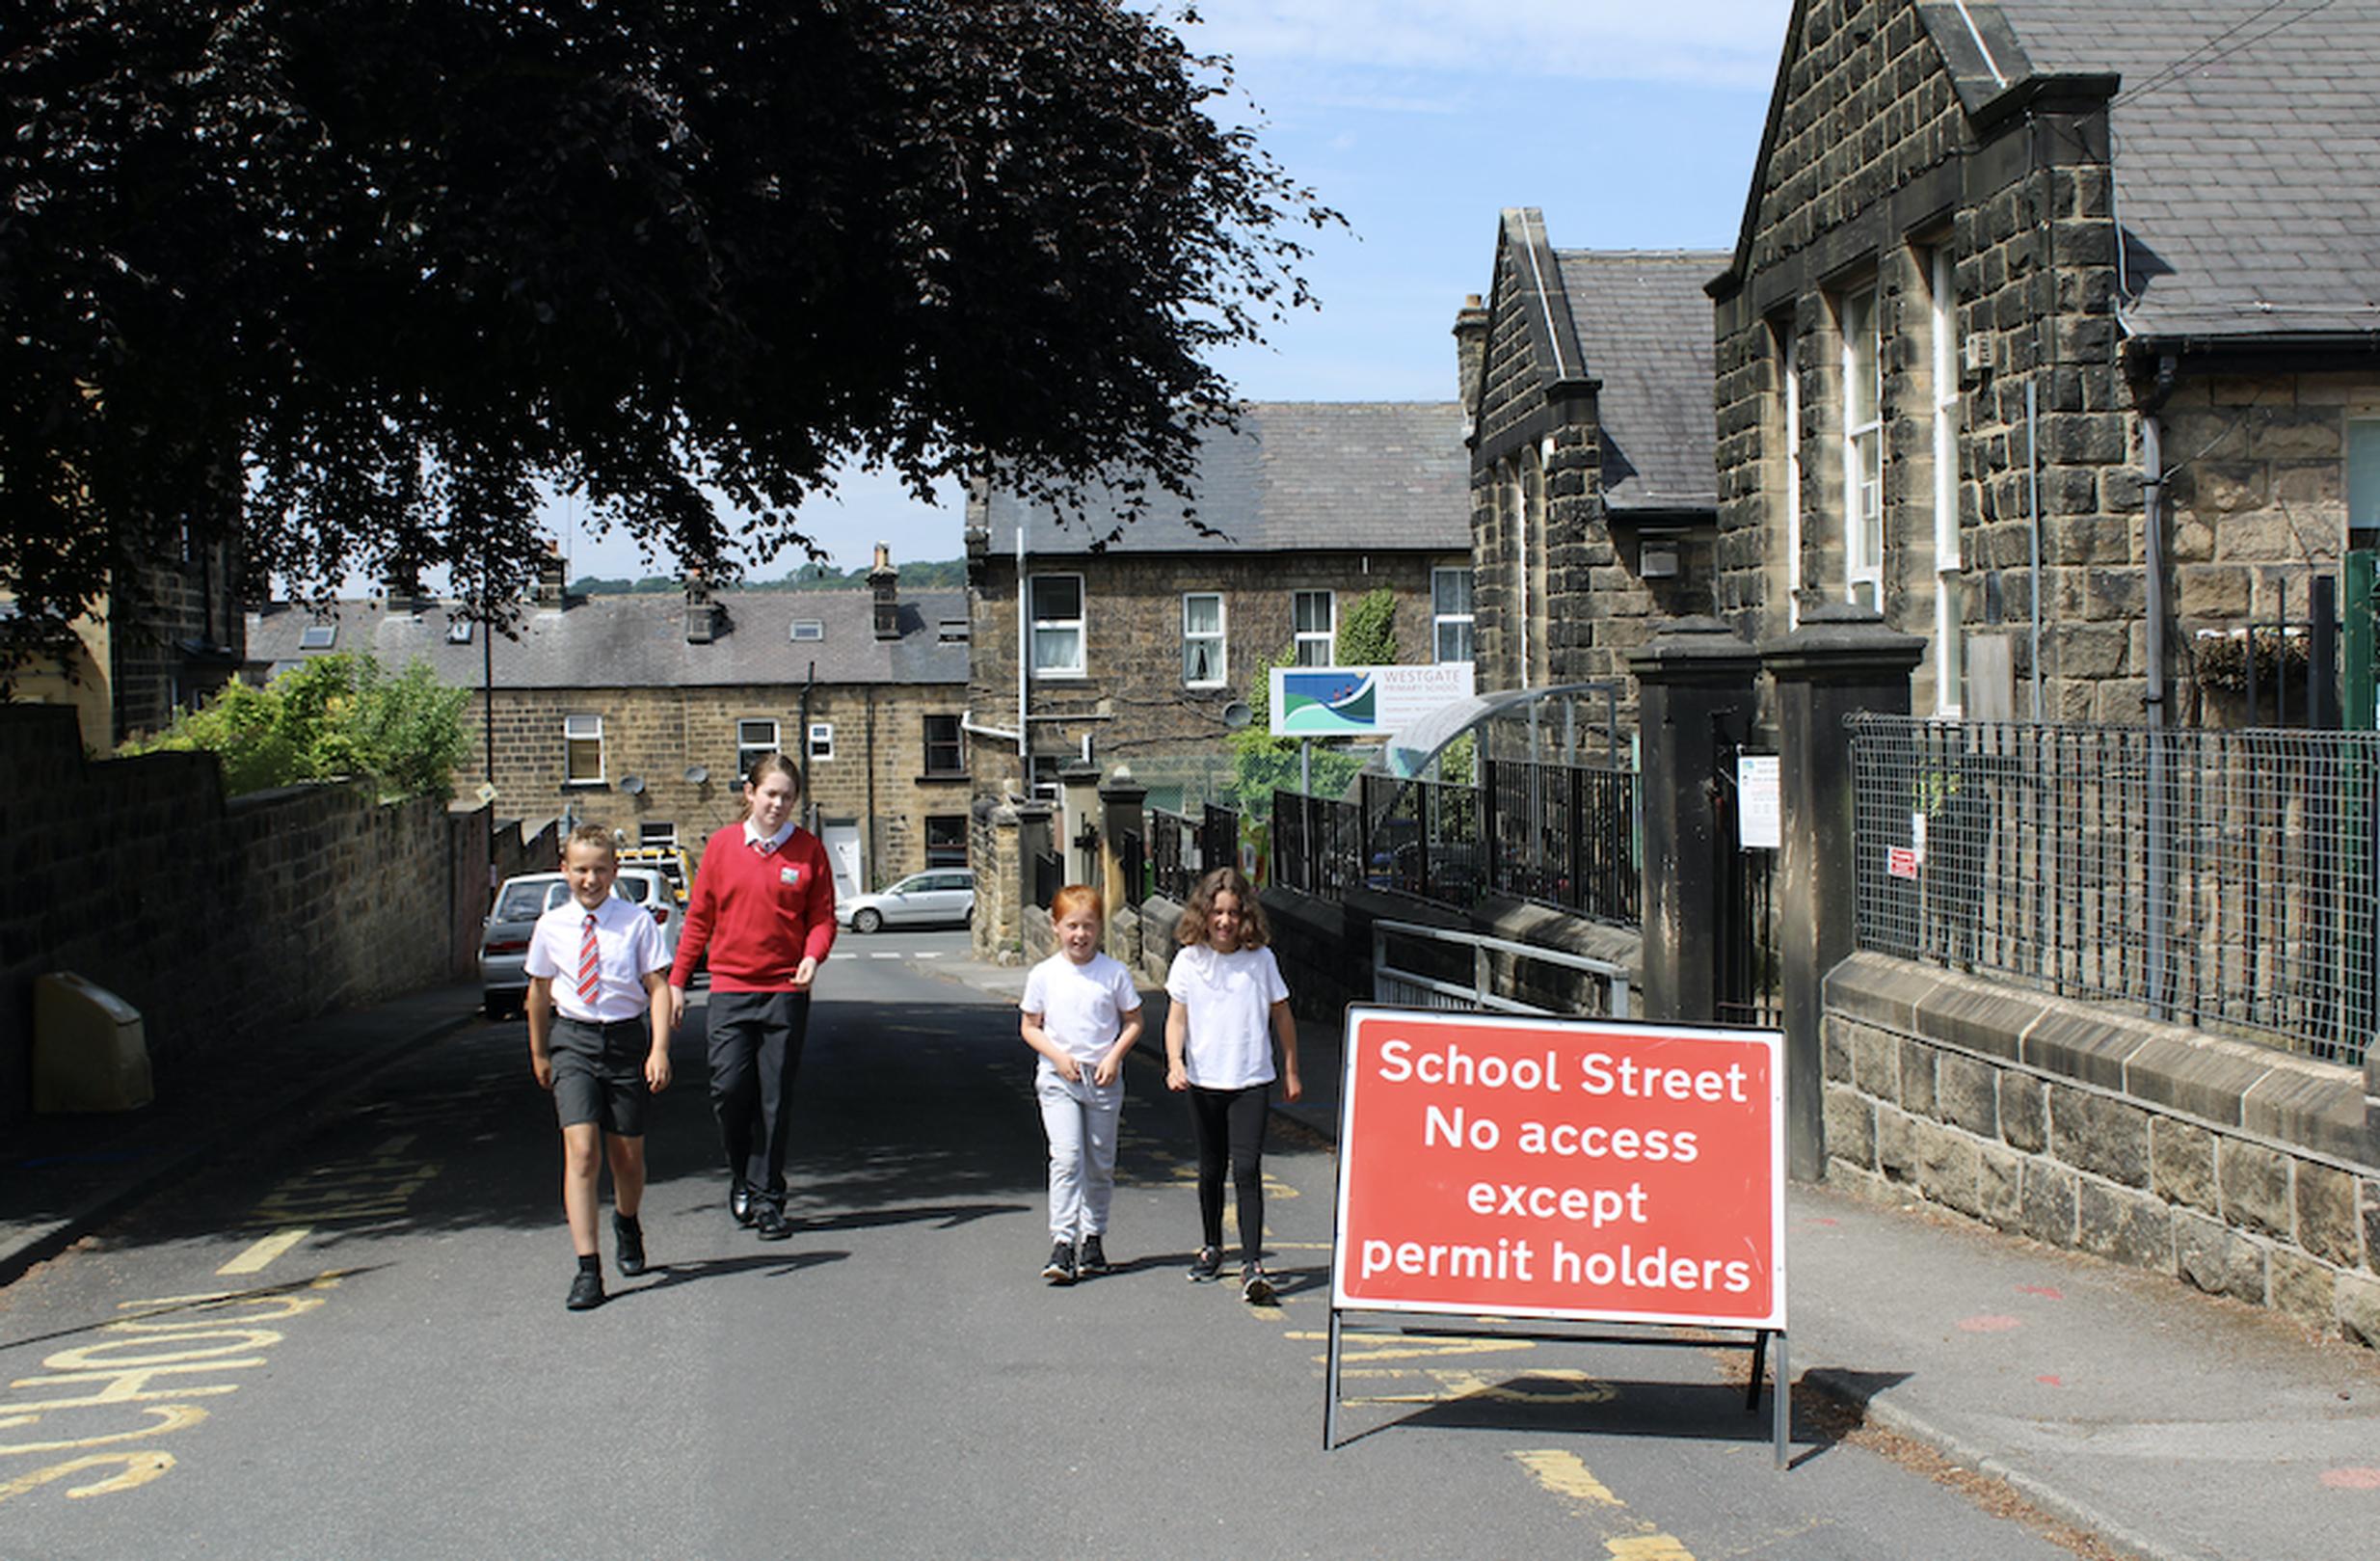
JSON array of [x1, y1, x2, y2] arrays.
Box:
[[1552, 250, 1726, 513], [1987, 0, 2380, 341], [245, 587, 970, 689], [976, 402, 1469, 556]]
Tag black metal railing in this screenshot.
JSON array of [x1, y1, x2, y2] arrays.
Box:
[[1263, 757, 1640, 928], [1270, 789, 1362, 898], [1030, 848, 1061, 911]]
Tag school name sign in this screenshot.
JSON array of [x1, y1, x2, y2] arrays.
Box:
[[1331, 1009, 1785, 1330], [1270, 663, 1475, 738]]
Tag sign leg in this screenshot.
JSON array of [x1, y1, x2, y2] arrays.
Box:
[[1324, 1308, 1344, 1450], [1746, 1329, 1769, 1411], [1773, 1332, 1790, 1468]]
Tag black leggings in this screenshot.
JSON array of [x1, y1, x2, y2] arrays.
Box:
[[1187, 1084, 1270, 1266]]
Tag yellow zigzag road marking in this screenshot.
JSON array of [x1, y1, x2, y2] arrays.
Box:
[[1512, 1448, 1623, 1507]]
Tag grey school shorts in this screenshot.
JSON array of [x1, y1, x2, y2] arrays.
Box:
[[551, 1015, 653, 1136]]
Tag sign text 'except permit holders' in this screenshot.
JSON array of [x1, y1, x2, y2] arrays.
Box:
[[1325, 1006, 1789, 1463]]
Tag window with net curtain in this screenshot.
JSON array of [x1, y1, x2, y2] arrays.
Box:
[[1183, 592, 1224, 686], [1030, 574, 1084, 675]]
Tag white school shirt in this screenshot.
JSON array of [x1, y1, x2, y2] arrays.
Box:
[[1164, 944, 1290, 1090], [744, 816, 796, 853], [1020, 951, 1142, 1064], [524, 893, 669, 1023]]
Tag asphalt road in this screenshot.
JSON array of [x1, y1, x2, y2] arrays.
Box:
[[0, 930, 2089, 1559]]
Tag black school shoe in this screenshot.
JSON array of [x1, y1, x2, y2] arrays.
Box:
[[566, 1269, 605, 1311], [1042, 1241, 1078, 1284], [1187, 1245, 1223, 1282], [614, 1214, 647, 1278], [729, 1181, 756, 1228], [1077, 1234, 1110, 1275], [754, 1204, 793, 1241]]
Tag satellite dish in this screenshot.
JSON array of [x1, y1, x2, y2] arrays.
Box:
[[1221, 701, 1254, 731], [683, 765, 710, 786], [619, 774, 647, 795]]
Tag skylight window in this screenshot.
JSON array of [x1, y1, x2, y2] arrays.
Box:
[[790, 620, 824, 642], [299, 623, 336, 650]]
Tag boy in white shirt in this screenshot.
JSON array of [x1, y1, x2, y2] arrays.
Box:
[[525, 824, 674, 1310], [1020, 884, 1144, 1284]]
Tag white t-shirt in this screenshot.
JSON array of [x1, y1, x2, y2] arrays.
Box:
[[524, 894, 669, 1023], [1164, 944, 1290, 1090], [1021, 951, 1142, 1063]]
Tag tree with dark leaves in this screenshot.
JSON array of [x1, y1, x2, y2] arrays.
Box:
[[0, 0, 1336, 632]]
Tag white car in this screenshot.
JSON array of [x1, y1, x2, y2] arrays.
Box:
[[838, 869, 976, 933], [479, 867, 681, 1017]]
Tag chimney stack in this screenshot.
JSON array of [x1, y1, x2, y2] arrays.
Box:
[[533, 542, 568, 608], [685, 566, 718, 644], [1453, 293, 1490, 422], [869, 542, 899, 640]]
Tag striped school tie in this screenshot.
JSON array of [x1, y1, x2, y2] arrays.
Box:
[[576, 913, 601, 1007]]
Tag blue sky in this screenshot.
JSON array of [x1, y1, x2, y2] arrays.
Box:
[[556, 0, 1792, 582]]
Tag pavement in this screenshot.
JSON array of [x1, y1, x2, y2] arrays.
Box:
[[8, 958, 2379, 1561]]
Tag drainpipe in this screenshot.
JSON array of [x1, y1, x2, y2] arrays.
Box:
[[2139, 352, 2178, 1017], [865, 685, 879, 890], [799, 659, 816, 830], [2026, 377, 2044, 719], [1015, 525, 1029, 765]]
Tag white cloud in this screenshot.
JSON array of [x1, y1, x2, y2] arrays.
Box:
[[1182, 0, 1793, 90]]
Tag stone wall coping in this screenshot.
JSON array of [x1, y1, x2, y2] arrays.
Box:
[[1830, 952, 2375, 1176], [1471, 896, 1644, 976]]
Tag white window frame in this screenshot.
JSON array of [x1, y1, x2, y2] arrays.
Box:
[[1431, 567, 1475, 663], [1292, 589, 1335, 667], [639, 821, 678, 848], [1840, 283, 1884, 612], [1182, 592, 1226, 686], [1778, 320, 1804, 630], [735, 717, 780, 781], [1029, 574, 1084, 678], [808, 721, 835, 763], [564, 713, 605, 785], [1930, 247, 1964, 716]]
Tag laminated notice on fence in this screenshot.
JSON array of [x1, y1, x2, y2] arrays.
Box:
[[1332, 1008, 1785, 1330]]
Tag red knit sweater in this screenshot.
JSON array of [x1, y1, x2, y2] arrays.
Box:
[[670, 824, 838, 990]]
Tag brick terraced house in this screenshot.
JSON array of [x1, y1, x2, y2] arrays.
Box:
[[1710, 0, 2380, 724], [247, 549, 970, 897], [1457, 212, 1729, 708]]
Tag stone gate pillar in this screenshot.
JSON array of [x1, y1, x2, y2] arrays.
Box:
[[1098, 765, 1148, 964], [1629, 617, 1760, 1023], [1762, 604, 1924, 1181]]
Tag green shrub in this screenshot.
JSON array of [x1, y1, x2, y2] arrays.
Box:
[[124, 654, 471, 801]]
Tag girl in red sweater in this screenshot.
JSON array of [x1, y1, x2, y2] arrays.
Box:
[[669, 752, 837, 1239]]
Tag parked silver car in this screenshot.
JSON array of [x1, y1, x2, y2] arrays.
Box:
[[480, 868, 681, 1018], [837, 869, 976, 933]]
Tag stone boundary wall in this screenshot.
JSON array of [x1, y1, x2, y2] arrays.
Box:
[[1825, 950, 2380, 1349], [1, 704, 496, 1126]]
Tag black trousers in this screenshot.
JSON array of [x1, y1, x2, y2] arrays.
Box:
[[1187, 1083, 1270, 1266], [706, 989, 812, 1206]]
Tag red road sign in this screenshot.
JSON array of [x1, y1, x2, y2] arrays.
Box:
[[1331, 1008, 1785, 1330]]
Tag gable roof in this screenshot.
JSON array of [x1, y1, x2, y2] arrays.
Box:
[[975, 401, 1469, 556], [1719, 0, 2380, 345], [1993, 0, 2380, 342], [1554, 250, 1727, 513], [246, 587, 969, 690]]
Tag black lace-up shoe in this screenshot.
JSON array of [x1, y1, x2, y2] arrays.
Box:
[[566, 1269, 605, 1311], [614, 1215, 647, 1278], [1042, 1241, 1078, 1284], [1078, 1234, 1110, 1275]]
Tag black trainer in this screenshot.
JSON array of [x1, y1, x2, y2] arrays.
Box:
[[1042, 1241, 1078, 1285], [613, 1214, 646, 1278], [1241, 1264, 1276, 1305], [1188, 1245, 1223, 1282], [754, 1204, 792, 1241], [1078, 1234, 1110, 1275], [729, 1181, 756, 1228], [566, 1269, 605, 1311]]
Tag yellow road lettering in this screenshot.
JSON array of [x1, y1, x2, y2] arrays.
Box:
[[1607, 1536, 1697, 1560], [0, 1451, 174, 1504]]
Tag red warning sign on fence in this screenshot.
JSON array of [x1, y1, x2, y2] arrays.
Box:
[[1331, 1007, 1785, 1329]]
